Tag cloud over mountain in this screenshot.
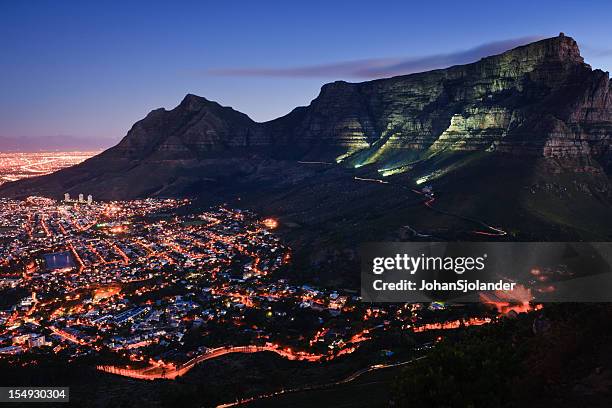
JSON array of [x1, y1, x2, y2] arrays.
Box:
[[208, 36, 543, 79]]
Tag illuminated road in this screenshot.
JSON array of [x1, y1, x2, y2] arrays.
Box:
[[49, 326, 86, 345], [352, 175, 507, 237], [216, 356, 427, 408], [97, 345, 326, 380], [353, 176, 389, 184], [297, 161, 334, 165], [411, 188, 507, 236], [403, 224, 432, 238]]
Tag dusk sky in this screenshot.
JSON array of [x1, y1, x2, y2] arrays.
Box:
[[2, 0, 612, 147]]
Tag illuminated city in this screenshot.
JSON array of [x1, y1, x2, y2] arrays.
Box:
[[0, 151, 98, 185], [0, 196, 518, 389], [2, 1, 612, 405]]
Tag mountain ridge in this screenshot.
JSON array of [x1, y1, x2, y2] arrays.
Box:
[[1, 34, 611, 200]]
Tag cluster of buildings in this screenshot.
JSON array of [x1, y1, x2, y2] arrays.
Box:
[[63, 193, 93, 205], [0, 197, 499, 371]]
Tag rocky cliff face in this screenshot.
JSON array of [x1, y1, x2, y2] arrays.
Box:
[[98, 34, 612, 165], [1, 34, 611, 199], [264, 34, 611, 165], [94, 34, 612, 165]]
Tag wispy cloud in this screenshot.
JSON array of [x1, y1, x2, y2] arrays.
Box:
[[208, 36, 544, 79], [581, 45, 612, 58]]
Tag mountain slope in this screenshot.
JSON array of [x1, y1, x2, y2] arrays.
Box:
[[2, 34, 612, 285], [0, 34, 610, 202]]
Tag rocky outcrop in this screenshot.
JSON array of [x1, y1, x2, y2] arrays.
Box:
[[107, 94, 266, 160]]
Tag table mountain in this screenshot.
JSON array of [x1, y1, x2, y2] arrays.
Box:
[[2, 33, 612, 282], [1, 35, 611, 235]]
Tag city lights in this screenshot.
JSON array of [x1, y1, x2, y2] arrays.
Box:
[[262, 218, 278, 229], [0, 151, 98, 185], [0, 196, 535, 384]]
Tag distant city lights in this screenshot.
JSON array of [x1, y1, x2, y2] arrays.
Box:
[[0, 151, 98, 185]]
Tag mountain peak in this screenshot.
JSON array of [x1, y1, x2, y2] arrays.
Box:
[[181, 93, 207, 102], [178, 93, 212, 111], [506, 33, 583, 65]]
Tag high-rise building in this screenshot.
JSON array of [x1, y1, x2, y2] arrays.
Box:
[[87, 195, 93, 205], [78, 193, 84, 203], [64, 193, 70, 202]]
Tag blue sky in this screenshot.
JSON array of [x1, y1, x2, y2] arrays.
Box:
[[1, 0, 611, 146]]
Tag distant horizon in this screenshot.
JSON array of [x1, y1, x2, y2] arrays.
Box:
[[0, 148, 106, 153], [0, 135, 114, 152]]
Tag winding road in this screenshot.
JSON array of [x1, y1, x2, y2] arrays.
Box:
[[296, 159, 507, 237], [97, 344, 326, 380], [349, 174, 507, 237], [216, 356, 427, 408]]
